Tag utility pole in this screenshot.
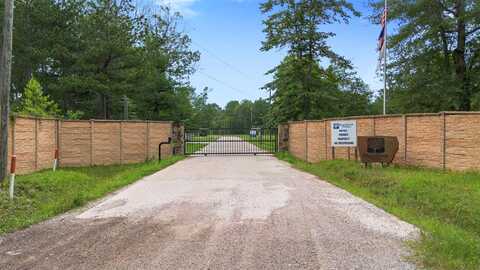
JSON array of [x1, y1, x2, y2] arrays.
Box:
[[0, 0, 15, 183], [383, 0, 388, 115], [123, 95, 128, 120]]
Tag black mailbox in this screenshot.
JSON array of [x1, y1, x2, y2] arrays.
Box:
[[358, 136, 399, 166]]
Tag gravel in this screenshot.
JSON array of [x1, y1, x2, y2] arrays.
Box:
[[0, 155, 418, 270]]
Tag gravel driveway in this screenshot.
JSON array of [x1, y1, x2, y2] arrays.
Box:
[[0, 155, 418, 270], [190, 136, 270, 155]]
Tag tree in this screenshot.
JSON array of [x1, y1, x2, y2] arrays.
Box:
[[370, 0, 480, 112], [264, 55, 371, 124], [260, 0, 363, 120], [14, 77, 60, 118], [6, 1, 200, 121]]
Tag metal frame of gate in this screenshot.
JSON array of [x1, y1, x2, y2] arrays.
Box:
[[184, 128, 278, 155]]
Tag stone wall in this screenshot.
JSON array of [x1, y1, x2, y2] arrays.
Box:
[[285, 112, 480, 171], [6, 116, 175, 175]]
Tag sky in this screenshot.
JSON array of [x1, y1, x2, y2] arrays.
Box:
[[141, 0, 382, 107]]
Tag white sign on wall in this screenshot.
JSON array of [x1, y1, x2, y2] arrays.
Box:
[[331, 120, 357, 147]]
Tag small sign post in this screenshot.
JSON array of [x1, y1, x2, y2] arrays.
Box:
[[9, 155, 16, 200], [331, 120, 357, 147], [53, 149, 59, 172]]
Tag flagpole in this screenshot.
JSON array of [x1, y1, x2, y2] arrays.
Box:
[[383, 0, 388, 115]]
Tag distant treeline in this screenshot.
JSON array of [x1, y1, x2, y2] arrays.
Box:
[[1, 0, 200, 121], [260, 0, 480, 120], [1, 0, 478, 127]]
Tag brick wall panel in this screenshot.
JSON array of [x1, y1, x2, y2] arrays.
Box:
[[357, 118, 375, 137], [289, 122, 306, 160], [374, 116, 405, 163], [60, 121, 92, 167], [14, 118, 36, 174], [445, 115, 480, 170], [406, 116, 442, 168], [306, 122, 326, 162], [93, 122, 121, 165], [37, 119, 57, 170], [148, 123, 172, 160], [122, 123, 147, 164]]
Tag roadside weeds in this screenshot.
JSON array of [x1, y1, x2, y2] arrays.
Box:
[[0, 156, 185, 235], [276, 152, 480, 270]]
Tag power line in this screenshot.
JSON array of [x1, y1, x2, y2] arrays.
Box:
[[192, 41, 257, 81], [197, 69, 249, 96], [182, 21, 262, 82]]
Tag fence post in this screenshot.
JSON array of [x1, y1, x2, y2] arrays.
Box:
[[119, 122, 123, 164], [90, 120, 94, 166], [34, 118, 38, 171], [146, 121, 150, 160], [9, 155, 16, 200], [324, 121, 328, 160], [403, 115, 407, 163], [304, 120, 308, 162], [441, 112, 447, 169], [58, 120, 62, 167]]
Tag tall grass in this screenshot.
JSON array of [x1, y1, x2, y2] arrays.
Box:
[[276, 152, 480, 270], [0, 156, 184, 235]]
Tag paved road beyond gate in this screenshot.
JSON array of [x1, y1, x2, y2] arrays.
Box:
[[184, 128, 278, 155]]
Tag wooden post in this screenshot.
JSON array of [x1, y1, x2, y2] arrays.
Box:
[[441, 112, 447, 169], [34, 119, 39, 171], [0, 0, 14, 183]]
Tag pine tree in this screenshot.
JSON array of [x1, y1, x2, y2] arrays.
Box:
[[15, 77, 60, 118]]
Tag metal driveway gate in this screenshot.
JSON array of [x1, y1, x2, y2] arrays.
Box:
[[184, 128, 278, 155]]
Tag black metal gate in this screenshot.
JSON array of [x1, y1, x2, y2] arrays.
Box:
[[184, 128, 278, 155]]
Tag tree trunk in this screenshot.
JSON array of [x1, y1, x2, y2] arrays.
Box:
[[454, 0, 470, 110], [0, 0, 15, 183]]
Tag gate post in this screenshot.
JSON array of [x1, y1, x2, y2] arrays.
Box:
[[278, 123, 289, 152], [172, 122, 184, 155]]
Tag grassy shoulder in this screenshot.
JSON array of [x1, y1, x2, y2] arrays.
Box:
[[276, 152, 480, 270], [185, 142, 208, 153], [238, 134, 276, 152], [191, 135, 220, 141], [0, 156, 184, 235]]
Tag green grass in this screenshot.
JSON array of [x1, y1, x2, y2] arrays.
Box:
[[276, 152, 480, 270], [238, 134, 277, 152], [190, 135, 220, 141], [0, 156, 184, 235], [185, 142, 208, 153]]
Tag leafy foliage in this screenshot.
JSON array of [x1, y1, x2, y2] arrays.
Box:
[[8, 1, 200, 121], [370, 0, 480, 113], [260, 0, 372, 123], [14, 77, 60, 118]]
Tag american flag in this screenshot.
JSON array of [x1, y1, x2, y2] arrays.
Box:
[[377, 8, 387, 56]]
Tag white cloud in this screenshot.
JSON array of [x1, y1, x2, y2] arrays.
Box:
[[154, 0, 199, 17]]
